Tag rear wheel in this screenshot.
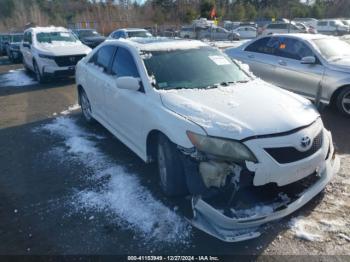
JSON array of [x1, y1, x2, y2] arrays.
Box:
[[79, 89, 95, 123], [336, 86, 350, 117], [157, 134, 188, 197]]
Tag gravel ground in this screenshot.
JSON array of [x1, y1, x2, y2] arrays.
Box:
[[0, 56, 349, 258]]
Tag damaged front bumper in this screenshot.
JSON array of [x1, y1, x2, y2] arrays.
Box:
[[190, 149, 340, 242]]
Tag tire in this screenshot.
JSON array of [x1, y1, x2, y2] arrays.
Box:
[[23, 57, 30, 73], [79, 89, 95, 124], [33, 61, 47, 84], [157, 134, 188, 197], [336, 86, 350, 117]]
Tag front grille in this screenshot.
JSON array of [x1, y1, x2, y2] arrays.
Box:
[[54, 54, 86, 67], [265, 130, 323, 164]]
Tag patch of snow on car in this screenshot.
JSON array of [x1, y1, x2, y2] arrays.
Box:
[[289, 216, 323, 241], [140, 40, 208, 52], [40, 117, 191, 244], [1, 69, 37, 86], [60, 104, 80, 115]]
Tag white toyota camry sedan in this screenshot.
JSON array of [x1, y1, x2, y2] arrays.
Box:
[[75, 38, 339, 242]]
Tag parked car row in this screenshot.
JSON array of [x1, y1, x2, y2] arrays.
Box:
[[0, 33, 24, 62]]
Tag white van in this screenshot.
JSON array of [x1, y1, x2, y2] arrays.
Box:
[[317, 19, 349, 35], [21, 26, 91, 83]]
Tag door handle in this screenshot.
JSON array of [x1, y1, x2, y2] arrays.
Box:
[[248, 54, 255, 59], [278, 60, 287, 66]]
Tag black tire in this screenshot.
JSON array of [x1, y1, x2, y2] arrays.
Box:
[[23, 57, 30, 73], [336, 86, 350, 117], [157, 134, 188, 197], [33, 61, 47, 84], [79, 89, 95, 124]]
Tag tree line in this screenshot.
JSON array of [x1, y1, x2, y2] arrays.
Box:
[[0, 0, 349, 33]]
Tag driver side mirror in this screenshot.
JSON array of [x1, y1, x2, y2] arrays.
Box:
[[23, 43, 31, 49], [301, 56, 316, 64], [116, 76, 140, 91]]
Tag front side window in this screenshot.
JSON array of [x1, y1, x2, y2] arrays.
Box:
[[36, 31, 78, 43], [127, 31, 152, 38], [143, 47, 249, 90], [274, 38, 314, 60], [111, 47, 139, 77], [90, 45, 116, 72]]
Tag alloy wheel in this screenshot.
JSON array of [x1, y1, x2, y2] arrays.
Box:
[[81, 92, 92, 121], [342, 90, 350, 115]]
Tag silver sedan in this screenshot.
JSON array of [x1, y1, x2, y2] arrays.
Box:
[[225, 33, 350, 117]]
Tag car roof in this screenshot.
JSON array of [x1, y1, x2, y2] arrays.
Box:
[[118, 28, 148, 32], [270, 33, 337, 41], [26, 26, 69, 33], [105, 37, 209, 51], [74, 29, 96, 32]]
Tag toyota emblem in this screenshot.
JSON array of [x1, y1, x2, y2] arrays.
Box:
[[69, 57, 75, 62], [301, 136, 312, 149]]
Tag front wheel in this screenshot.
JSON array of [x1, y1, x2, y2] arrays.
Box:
[[79, 90, 95, 123], [33, 61, 47, 84], [336, 86, 350, 117], [157, 135, 188, 197]]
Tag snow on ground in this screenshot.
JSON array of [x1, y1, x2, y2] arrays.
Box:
[[39, 117, 191, 245], [60, 104, 80, 115], [0, 69, 37, 87], [289, 216, 323, 241], [287, 154, 350, 245]]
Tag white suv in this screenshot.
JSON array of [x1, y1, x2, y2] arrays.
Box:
[[317, 19, 349, 35], [21, 27, 91, 83], [75, 38, 339, 242]]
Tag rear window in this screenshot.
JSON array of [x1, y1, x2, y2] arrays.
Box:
[[267, 24, 287, 29]]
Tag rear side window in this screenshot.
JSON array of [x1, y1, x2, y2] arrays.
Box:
[[317, 21, 327, 26], [245, 37, 277, 55], [111, 47, 139, 77], [89, 45, 116, 72]]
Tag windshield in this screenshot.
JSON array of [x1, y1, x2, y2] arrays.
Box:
[[11, 35, 23, 42], [313, 38, 350, 60], [78, 30, 100, 38], [36, 31, 77, 43], [128, 31, 152, 38], [143, 47, 250, 90]]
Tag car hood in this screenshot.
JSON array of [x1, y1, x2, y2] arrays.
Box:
[[159, 79, 319, 140], [328, 57, 350, 72], [82, 36, 106, 43], [36, 42, 91, 56]]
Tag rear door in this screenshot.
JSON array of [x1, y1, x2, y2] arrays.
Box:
[[273, 36, 325, 98], [241, 36, 279, 83], [84, 45, 117, 121]]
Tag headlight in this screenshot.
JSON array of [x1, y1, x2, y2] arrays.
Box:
[[39, 54, 55, 59], [186, 131, 257, 163]]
